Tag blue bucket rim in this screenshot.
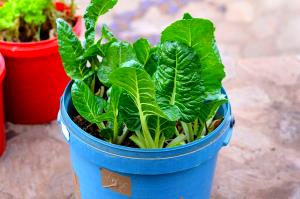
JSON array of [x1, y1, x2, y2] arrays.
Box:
[[60, 81, 232, 154]]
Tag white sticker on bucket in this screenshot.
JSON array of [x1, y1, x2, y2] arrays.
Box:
[[61, 123, 70, 141]]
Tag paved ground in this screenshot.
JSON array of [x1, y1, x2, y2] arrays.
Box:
[[1, 0, 300, 198], [213, 56, 300, 199], [75, 0, 300, 59]]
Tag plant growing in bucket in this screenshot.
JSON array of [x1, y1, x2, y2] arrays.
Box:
[[57, 0, 234, 198], [0, 0, 82, 124]]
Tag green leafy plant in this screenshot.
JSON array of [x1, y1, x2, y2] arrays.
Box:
[[57, 0, 227, 149], [0, 0, 76, 42]]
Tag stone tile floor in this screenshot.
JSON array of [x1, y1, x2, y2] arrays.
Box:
[[1, 0, 300, 198]]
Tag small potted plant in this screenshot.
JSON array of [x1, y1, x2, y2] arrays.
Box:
[[0, 0, 82, 124], [57, 0, 234, 198]]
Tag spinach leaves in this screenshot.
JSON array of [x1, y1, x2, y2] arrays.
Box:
[[57, 1, 227, 148]]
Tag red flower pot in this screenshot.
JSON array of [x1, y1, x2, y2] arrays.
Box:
[[0, 53, 6, 155], [0, 8, 82, 124]]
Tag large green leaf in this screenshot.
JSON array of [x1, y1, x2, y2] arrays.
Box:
[[155, 41, 204, 123], [105, 86, 122, 142], [109, 67, 175, 148], [133, 38, 151, 65], [57, 19, 90, 80], [161, 18, 225, 99], [161, 18, 215, 48], [119, 93, 141, 131], [71, 81, 108, 124], [144, 46, 159, 76], [84, 0, 118, 47], [97, 41, 137, 85], [106, 86, 122, 116], [201, 52, 225, 99], [147, 116, 176, 142], [133, 38, 160, 76], [109, 67, 168, 118], [198, 94, 228, 123]]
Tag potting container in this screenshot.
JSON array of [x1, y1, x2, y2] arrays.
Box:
[[0, 53, 6, 156], [58, 82, 234, 199], [0, 5, 82, 124]]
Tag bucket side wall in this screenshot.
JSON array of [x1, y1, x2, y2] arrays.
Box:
[[67, 126, 228, 175], [70, 147, 219, 199]]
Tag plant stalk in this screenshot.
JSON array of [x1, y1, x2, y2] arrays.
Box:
[[112, 115, 118, 144], [154, 117, 161, 147], [166, 134, 186, 148], [187, 123, 194, 142], [97, 122, 106, 130], [181, 121, 194, 142], [140, 115, 155, 148], [117, 126, 128, 145]]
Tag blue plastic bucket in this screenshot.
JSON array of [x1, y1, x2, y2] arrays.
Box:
[[58, 82, 234, 199]]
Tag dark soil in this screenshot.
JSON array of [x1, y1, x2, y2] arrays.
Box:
[[73, 115, 100, 139], [17, 17, 76, 42], [73, 115, 138, 148]]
